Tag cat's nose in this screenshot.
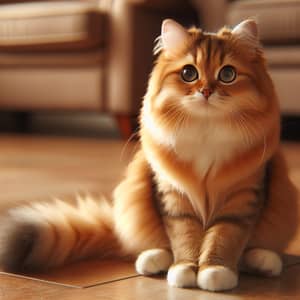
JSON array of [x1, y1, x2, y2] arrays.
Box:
[[200, 88, 213, 99]]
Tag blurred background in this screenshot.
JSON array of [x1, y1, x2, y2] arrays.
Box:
[[0, 0, 299, 140]]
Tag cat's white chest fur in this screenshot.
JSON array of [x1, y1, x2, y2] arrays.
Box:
[[175, 128, 216, 175], [174, 123, 240, 176], [144, 111, 241, 177], [142, 110, 245, 219]]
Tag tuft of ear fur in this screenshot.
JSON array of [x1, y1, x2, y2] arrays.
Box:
[[232, 19, 259, 46], [153, 36, 163, 56], [156, 19, 190, 57]]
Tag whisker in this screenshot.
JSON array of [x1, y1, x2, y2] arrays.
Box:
[[119, 131, 139, 162], [259, 134, 267, 164]]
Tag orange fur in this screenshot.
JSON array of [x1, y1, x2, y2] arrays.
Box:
[[113, 149, 169, 255], [0, 196, 121, 271], [135, 19, 298, 290], [0, 19, 299, 292]]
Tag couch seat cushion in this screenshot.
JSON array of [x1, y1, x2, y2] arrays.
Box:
[[0, 1, 109, 51], [227, 0, 300, 44]]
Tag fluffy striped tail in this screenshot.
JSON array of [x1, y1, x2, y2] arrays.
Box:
[[0, 196, 121, 272]]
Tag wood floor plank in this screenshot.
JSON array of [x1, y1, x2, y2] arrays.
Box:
[[0, 134, 135, 211], [0, 273, 67, 300], [2, 259, 137, 288], [2, 262, 300, 300], [44, 264, 300, 300]]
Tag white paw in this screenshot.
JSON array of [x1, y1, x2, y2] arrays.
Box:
[[197, 266, 238, 292], [243, 248, 282, 276], [167, 264, 197, 288], [135, 249, 173, 275]]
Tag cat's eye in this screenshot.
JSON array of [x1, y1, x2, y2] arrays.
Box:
[[181, 65, 198, 82], [218, 65, 236, 84]]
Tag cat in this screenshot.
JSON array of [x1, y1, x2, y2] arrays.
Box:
[[0, 19, 299, 292]]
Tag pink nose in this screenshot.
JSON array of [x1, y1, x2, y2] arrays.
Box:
[[200, 88, 213, 99]]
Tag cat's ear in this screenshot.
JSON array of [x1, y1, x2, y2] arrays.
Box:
[[161, 19, 190, 56], [232, 19, 259, 45]]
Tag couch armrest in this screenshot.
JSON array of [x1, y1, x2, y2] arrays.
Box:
[[106, 0, 195, 115]]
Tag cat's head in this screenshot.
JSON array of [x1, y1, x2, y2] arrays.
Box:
[[142, 19, 279, 145]]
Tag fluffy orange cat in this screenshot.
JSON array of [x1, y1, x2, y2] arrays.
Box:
[[0, 19, 299, 292]]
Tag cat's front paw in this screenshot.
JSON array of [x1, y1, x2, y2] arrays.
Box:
[[242, 248, 282, 276], [197, 266, 238, 292], [167, 264, 197, 288], [135, 249, 173, 275]]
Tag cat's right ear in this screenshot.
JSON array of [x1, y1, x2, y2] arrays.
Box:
[[161, 19, 190, 57]]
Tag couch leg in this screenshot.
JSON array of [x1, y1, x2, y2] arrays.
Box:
[[115, 115, 138, 140], [15, 112, 32, 133]]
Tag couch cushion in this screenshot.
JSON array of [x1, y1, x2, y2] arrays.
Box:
[[0, 66, 104, 110], [0, 1, 110, 51], [264, 46, 300, 67], [263, 46, 300, 113], [227, 0, 300, 44]]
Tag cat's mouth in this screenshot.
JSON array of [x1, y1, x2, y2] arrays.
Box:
[[187, 91, 214, 105], [181, 91, 220, 115]]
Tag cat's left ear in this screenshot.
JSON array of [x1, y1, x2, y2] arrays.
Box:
[[160, 19, 190, 56], [232, 19, 259, 45]]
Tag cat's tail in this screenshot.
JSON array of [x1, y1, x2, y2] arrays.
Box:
[[0, 195, 122, 272]]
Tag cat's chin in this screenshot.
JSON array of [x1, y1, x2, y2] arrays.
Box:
[[183, 101, 218, 118]]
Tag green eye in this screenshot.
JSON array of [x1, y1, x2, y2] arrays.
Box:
[[181, 65, 198, 82], [218, 65, 236, 83]]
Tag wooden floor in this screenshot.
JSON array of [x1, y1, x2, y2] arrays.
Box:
[[0, 134, 300, 300]]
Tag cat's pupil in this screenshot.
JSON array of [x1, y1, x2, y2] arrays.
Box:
[[181, 65, 198, 82], [218, 65, 236, 83]]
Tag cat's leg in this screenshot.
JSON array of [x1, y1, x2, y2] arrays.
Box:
[[241, 248, 282, 276], [197, 189, 261, 292], [165, 216, 203, 288], [113, 149, 170, 274], [160, 191, 204, 288], [135, 248, 173, 275], [165, 219, 203, 288], [197, 222, 243, 291], [249, 150, 300, 255]]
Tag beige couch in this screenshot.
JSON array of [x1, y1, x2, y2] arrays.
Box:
[[0, 0, 195, 137], [0, 0, 298, 138]]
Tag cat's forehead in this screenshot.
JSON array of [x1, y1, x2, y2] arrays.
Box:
[[180, 32, 244, 72], [195, 34, 227, 66], [159, 26, 255, 74]]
